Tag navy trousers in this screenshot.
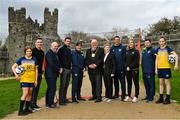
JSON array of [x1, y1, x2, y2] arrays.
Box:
[[45, 77, 57, 106], [143, 73, 155, 100], [72, 71, 83, 101], [114, 71, 126, 98]]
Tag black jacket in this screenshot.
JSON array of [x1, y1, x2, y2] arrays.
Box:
[[103, 53, 116, 75], [45, 49, 60, 78], [57, 45, 72, 69], [32, 47, 44, 74], [85, 47, 104, 75], [125, 48, 140, 70]]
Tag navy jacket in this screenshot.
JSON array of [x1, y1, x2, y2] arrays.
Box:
[[141, 47, 156, 74], [110, 44, 126, 71], [72, 50, 85, 74], [45, 49, 60, 78]]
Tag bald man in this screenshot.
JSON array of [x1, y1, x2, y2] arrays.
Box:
[[85, 39, 104, 103], [45, 42, 61, 108]]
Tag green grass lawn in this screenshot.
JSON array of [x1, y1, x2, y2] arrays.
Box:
[[140, 66, 180, 104], [0, 77, 60, 118], [157, 69, 180, 104], [0, 70, 179, 118]]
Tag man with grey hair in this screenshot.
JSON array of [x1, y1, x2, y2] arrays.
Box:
[[85, 39, 104, 103], [45, 42, 61, 108]]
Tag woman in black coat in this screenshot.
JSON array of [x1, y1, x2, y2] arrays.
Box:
[[103, 42, 116, 102]]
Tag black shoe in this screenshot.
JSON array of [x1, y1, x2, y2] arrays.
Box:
[[88, 97, 96, 101], [77, 97, 86, 101], [24, 109, 34, 114], [141, 97, 147, 101], [18, 111, 28, 116], [94, 99, 102, 103], [156, 98, 164, 104], [146, 99, 153, 103], [163, 99, 171, 104], [65, 99, 72, 103], [32, 104, 41, 111], [72, 100, 79, 104], [121, 96, 125, 101], [59, 102, 67, 106], [49, 104, 58, 108], [112, 95, 119, 99]]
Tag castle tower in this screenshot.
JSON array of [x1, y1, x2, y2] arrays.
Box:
[[43, 8, 60, 51], [44, 8, 58, 34], [5, 7, 60, 75], [8, 7, 26, 34], [7, 7, 27, 74]]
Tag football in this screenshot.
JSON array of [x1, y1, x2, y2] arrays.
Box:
[[168, 54, 176, 63], [15, 66, 24, 75]]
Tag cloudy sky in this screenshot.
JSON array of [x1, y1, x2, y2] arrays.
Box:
[[1, 0, 180, 38]]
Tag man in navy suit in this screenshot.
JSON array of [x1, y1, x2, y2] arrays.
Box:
[[71, 42, 86, 103], [45, 42, 61, 108]]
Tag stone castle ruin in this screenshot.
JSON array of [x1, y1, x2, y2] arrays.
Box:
[[0, 7, 60, 75]]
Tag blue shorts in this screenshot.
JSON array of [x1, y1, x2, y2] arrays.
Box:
[[20, 82, 34, 88], [157, 69, 172, 79]]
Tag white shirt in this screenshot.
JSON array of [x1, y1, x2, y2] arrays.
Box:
[[104, 52, 110, 63]]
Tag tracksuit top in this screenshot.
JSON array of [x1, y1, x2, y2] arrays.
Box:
[[141, 47, 156, 74], [125, 48, 139, 70], [110, 44, 126, 71], [72, 50, 85, 74]]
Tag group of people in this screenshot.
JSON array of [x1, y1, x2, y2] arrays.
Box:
[[11, 36, 179, 116]]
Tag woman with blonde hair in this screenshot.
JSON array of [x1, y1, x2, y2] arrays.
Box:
[[124, 39, 140, 103]]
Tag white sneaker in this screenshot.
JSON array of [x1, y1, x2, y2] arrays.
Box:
[[106, 99, 112, 103], [102, 97, 108, 102], [124, 96, 129, 102], [132, 97, 138, 103], [124, 96, 131, 102]]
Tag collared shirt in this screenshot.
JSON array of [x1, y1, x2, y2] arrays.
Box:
[[104, 52, 110, 62], [156, 46, 173, 69], [16, 56, 37, 83]]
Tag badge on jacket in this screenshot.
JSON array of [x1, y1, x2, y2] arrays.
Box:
[[92, 53, 95, 58]]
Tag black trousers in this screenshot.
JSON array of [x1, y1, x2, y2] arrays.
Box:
[[103, 74, 113, 99], [31, 73, 42, 105], [114, 71, 126, 98], [89, 73, 102, 100], [59, 68, 71, 103], [45, 77, 57, 106], [72, 71, 83, 101], [143, 73, 155, 100], [125, 69, 139, 98]]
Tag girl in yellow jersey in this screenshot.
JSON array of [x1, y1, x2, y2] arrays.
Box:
[[155, 37, 178, 104], [12, 46, 38, 116]]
